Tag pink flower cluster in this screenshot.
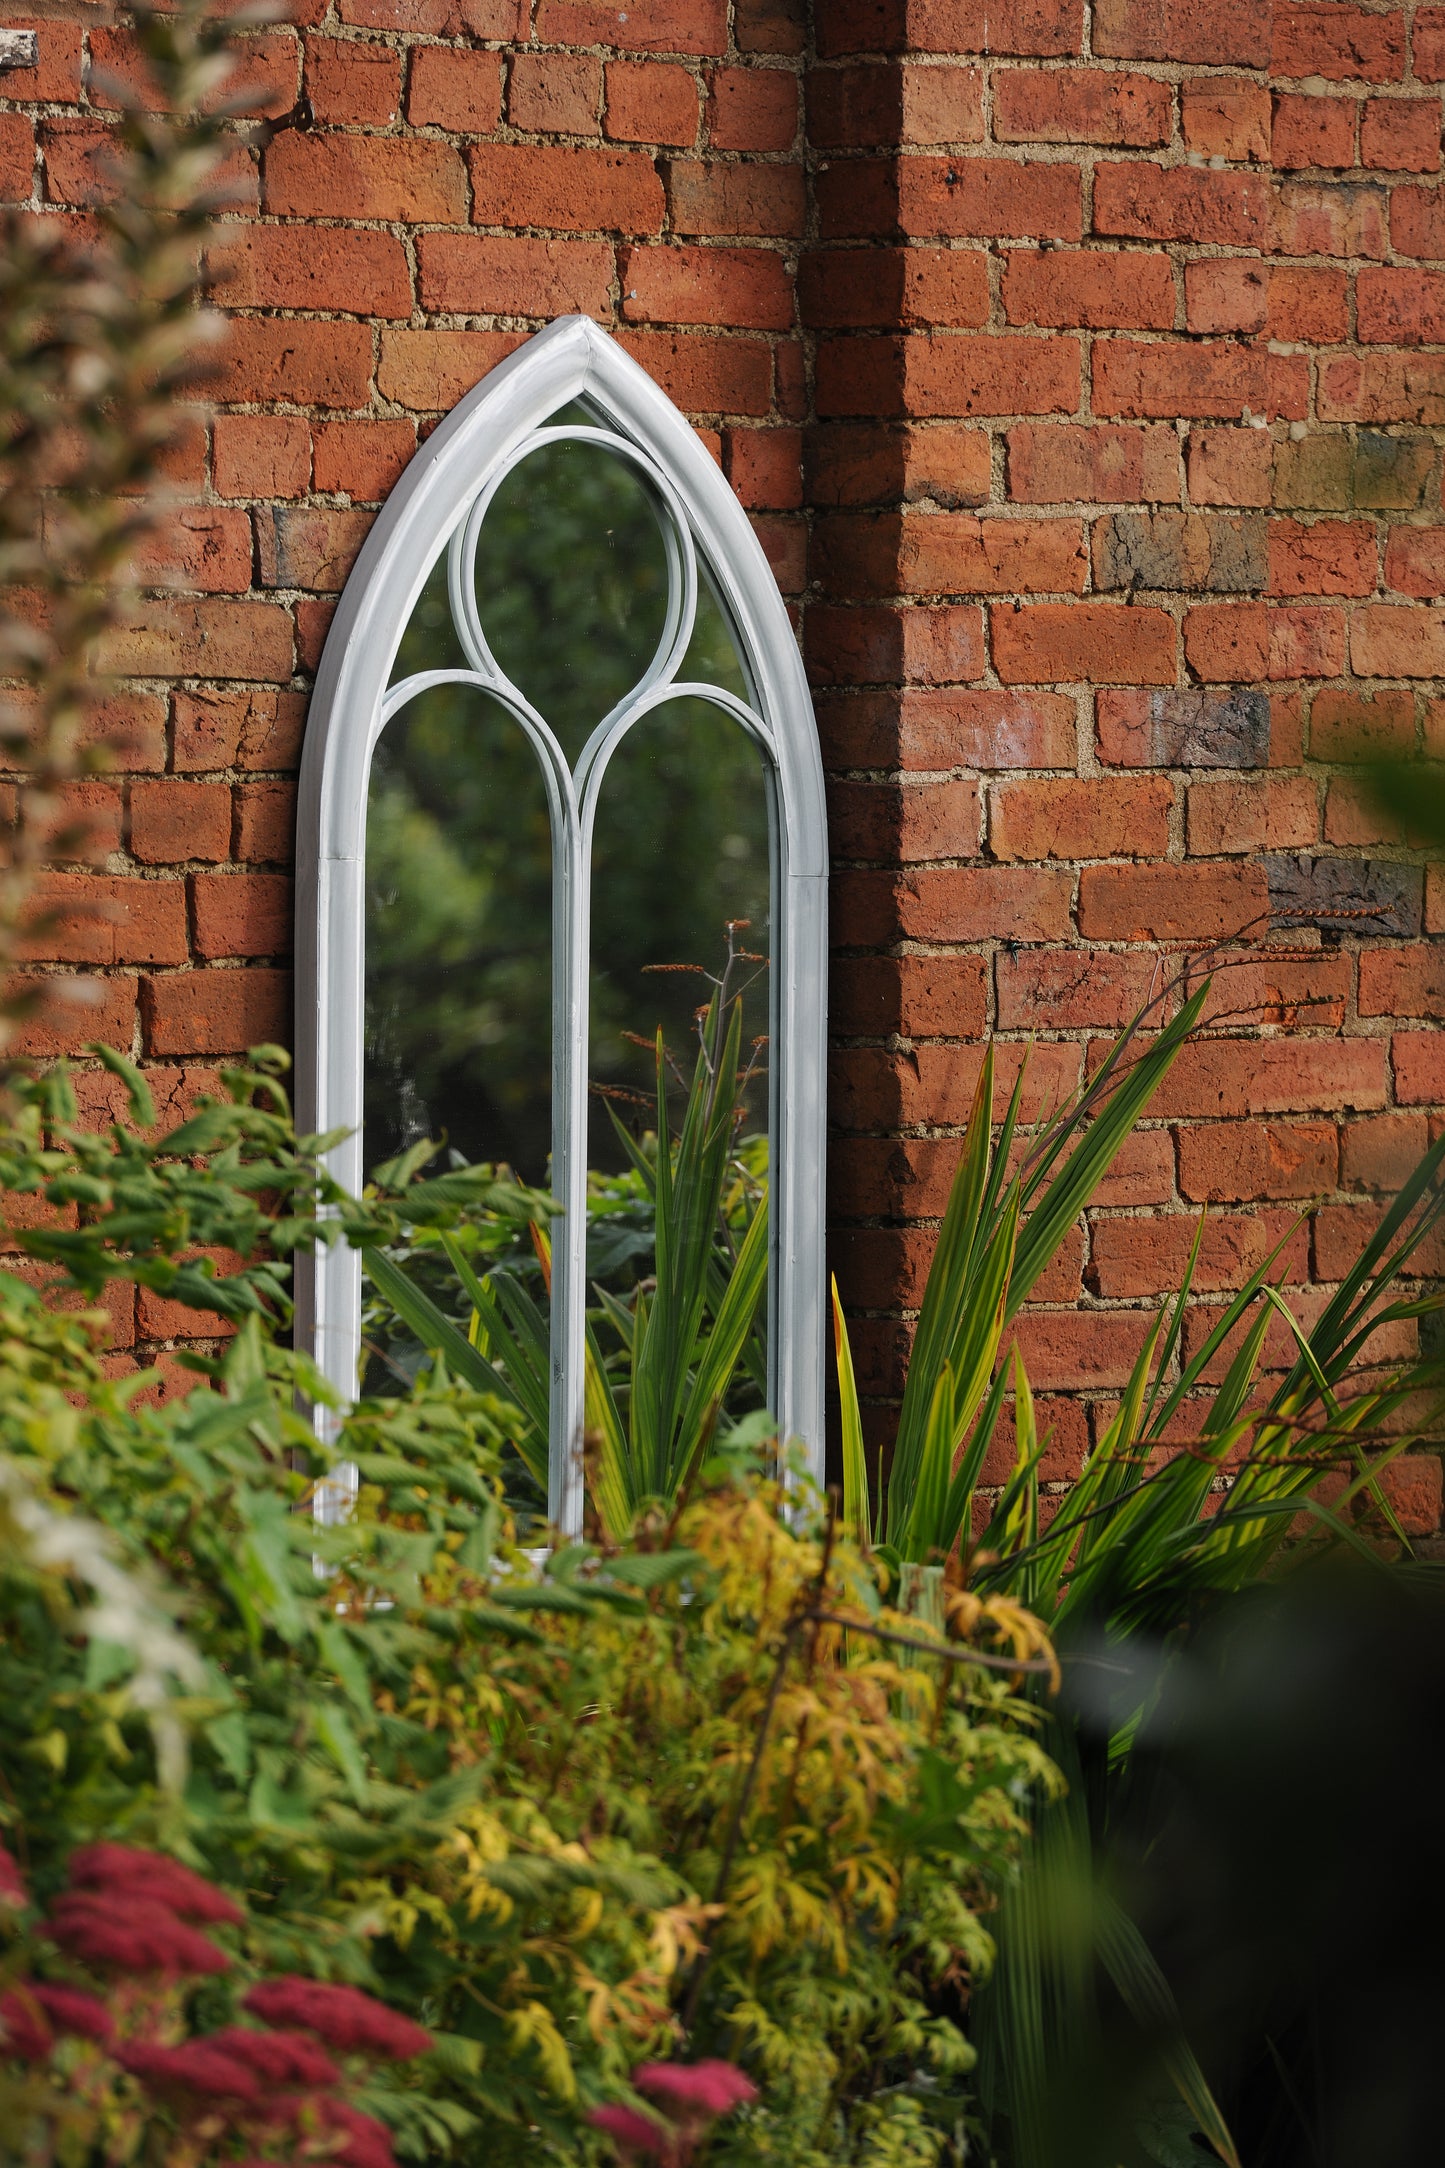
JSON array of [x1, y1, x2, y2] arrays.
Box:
[[0, 1841, 432, 2168], [590, 2060, 758, 2163]]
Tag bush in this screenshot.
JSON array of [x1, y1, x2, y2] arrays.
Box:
[[0, 1053, 1055, 2166]]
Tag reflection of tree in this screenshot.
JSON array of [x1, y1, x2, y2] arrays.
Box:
[[364, 436, 771, 1183]]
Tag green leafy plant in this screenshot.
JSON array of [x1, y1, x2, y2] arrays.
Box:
[[364, 941, 771, 1537], [833, 985, 1445, 2167]]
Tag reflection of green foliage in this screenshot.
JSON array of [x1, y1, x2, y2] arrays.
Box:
[[364, 435, 770, 1182]]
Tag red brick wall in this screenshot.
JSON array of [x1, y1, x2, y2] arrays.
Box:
[[815, 0, 1445, 1533], [2, 1, 1442, 1529]]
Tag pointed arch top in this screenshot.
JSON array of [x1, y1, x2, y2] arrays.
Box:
[[294, 316, 829, 1522]]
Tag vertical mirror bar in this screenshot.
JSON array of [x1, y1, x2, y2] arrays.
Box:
[[549, 802, 587, 1535]]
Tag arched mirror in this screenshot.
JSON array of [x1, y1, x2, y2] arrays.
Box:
[[295, 318, 826, 1533]]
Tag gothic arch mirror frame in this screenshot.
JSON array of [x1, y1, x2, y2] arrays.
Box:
[[295, 315, 828, 1532]]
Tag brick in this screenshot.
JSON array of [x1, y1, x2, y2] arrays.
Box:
[[667, 157, 803, 237], [213, 415, 310, 501], [1391, 182, 1445, 259], [39, 782, 123, 866], [534, 0, 728, 54], [904, 334, 1081, 418], [191, 873, 291, 961], [1351, 605, 1445, 677], [1008, 422, 1178, 505], [831, 952, 987, 1037], [137, 506, 253, 596], [1093, 0, 1269, 66], [1358, 268, 1445, 347], [311, 419, 416, 503], [1182, 76, 1271, 161], [1318, 354, 1445, 425], [1311, 687, 1415, 760], [1271, 94, 1357, 171], [1266, 267, 1349, 346], [896, 63, 984, 145], [1272, 179, 1388, 259], [1265, 853, 1422, 938], [1003, 248, 1173, 330], [725, 428, 802, 510], [264, 133, 465, 224], [130, 782, 231, 865], [1187, 776, 1318, 854], [405, 45, 503, 133], [204, 319, 373, 409], [1418, 8, 1445, 80], [1196, 949, 1350, 1033], [1393, 1031, 1445, 1103], [1321, 774, 1421, 847], [809, 423, 992, 510], [605, 60, 698, 145], [376, 329, 519, 411], [418, 233, 613, 320], [991, 601, 1175, 685], [620, 242, 791, 329], [615, 330, 772, 415], [211, 222, 411, 318], [508, 51, 600, 134], [40, 119, 124, 207], [141, 969, 291, 1057], [1268, 520, 1376, 599], [1271, 5, 1406, 83], [23, 875, 188, 967], [1093, 510, 1265, 594], [234, 781, 295, 864], [1183, 600, 1266, 682], [337, 1, 522, 26], [903, 0, 1082, 55], [1384, 527, 1445, 599], [469, 141, 666, 233], [1089, 1209, 1309, 1299], [1078, 862, 1267, 942], [1188, 428, 1271, 509], [1176, 1120, 1337, 1204], [1267, 606, 1346, 681], [1006, 1310, 1157, 1393], [173, 689, 306, 774], [136, 1246, 243, 1343], [256, 506, 371, 594], [1361, 98, 1439, 173], [993, 66, 1168, 147], [800, 248, 990, 329], [1342, 1112, 1431, 1197], [1094, 163, 1273, 249], [827, 777, 980, 862], [5, 975, 138, 1062], [736, 0, 804, 53], [828, 1039, 1081, 1132], [707, 64, 797, 150], [990, 776, 1172, 860], [0, 16, 82, 103], [1185, 259, 1267, 335], [0, 110, 33, 200], [1358, 946, 1445, 1020], [805, 604, 989, 688], [818, 686, 1075, 768], [996, 946, 1159, 1030], [895, 513, 1086, 596], [1097, 688, 1272, 768], [97, 601, 293, 684], [890, 865, 1074, 944], [304, 37, 400, 125], [1149, 1037, 1386, 1120], [1093, 341, 1265, 422], [896, 157, 1082, 243]]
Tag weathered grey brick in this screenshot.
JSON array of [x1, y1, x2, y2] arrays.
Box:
[[1265, 854, 1423, 937], [1146, 689, 1271, 768], [1093, 512, 1266, 594]]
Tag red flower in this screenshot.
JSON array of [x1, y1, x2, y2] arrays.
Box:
[[30, 1984, 113, 2044], [200, 2025, 340, 2089], [589, 2104, 673, 2160], [241, 1978, 430, 2060], [634, 2061, 757, 2118], [320, 2099, 399, 2168], [118, 2038, 259, 2102], [0, 1985, 52, 2062], [0, 1844, 28, 1910], [66, 1844, 244, 1926], [47, 1892, 229, 1977]]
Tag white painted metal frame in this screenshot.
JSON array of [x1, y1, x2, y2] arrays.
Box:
[[294, 315, 828, 1532]]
